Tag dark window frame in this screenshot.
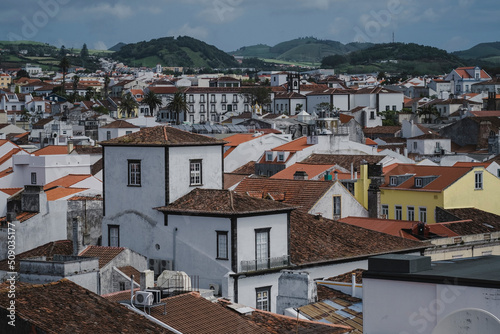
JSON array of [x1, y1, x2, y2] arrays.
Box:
[[256, 286, 271, 311], [190, 159, 203, 186], [216, 231, 228, 260], [128, 160, 141, 187], [108, 224, 120, 247]]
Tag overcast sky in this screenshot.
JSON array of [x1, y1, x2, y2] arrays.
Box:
[[1, 0, 499, 52]]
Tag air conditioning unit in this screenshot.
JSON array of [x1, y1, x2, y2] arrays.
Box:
[[149, 259, 173, 277], [135, 291, 153, 306], [145, 289, 162, 304], [209, 283, 221, 296]]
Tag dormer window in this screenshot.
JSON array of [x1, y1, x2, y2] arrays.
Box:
[[265, 152, 273, 162], [415, 178, 423, 188], [390, 176, 397, 186], [277, 152, 285, 162]]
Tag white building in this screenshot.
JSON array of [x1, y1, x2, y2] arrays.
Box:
[[445, 66, 491, 95], [363, 254, 500, 334], [98, 120, 140, 142]]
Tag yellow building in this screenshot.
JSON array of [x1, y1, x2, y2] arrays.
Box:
[[0, 73, 11, 89], [379, 164, 500, 224]]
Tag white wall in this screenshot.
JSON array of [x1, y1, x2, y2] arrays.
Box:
[[309, 182, 368, 220], [168, 145, 223, 202]]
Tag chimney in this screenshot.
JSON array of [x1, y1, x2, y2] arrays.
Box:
[[293, 170, 308, 180], [21, 185, 46, 213], [72, 218, 79, 256], [333, 170, 338, 181], [140, 270, 155, 291], [324, 170, 332, 181], [67, 140, 74, 154]]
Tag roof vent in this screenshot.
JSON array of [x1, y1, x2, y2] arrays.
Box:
[[293, 170, 308, 180]]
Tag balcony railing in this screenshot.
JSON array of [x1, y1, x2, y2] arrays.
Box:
[[240, 255, 290, 273]]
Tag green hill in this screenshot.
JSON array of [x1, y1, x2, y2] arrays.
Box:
[[322, 43, 466, 75], [453, 42, 500, 59], [229, 37, 373, 63], [109, 42, 126, 52], [111, 36, 239, 69]]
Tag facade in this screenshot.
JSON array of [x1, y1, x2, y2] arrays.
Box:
[[445, 66, 491, 95], [406, 134, 451, 156], [98, 120, 140, 142]]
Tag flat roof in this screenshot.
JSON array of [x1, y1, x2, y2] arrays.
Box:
[[364, 255, 500, 289]]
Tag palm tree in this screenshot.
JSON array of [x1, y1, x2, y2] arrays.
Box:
[[71, 75, 80, 102], [417, 104, 439, 124], [166, 90, 188, 125], [142, 90, 162, 117], [59, 56, 70, 96], [119, 93, 139, 118], [103, 74, 110, 99]]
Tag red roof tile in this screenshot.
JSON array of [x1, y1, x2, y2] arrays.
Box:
[[44, 174, 93, 190], [0, 211, 38, 223], [231, 161, 255, 174], [45, 187, 88, 201], [0, 187, 22, 196], [271, 163, 350, 181], [272, 136, 312, 152], [101, 120, 140, 129], [33, 145, 69, 156], [79, 245, 125, 269]]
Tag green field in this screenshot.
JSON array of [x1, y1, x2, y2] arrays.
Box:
[[259, 58, 320, 68]]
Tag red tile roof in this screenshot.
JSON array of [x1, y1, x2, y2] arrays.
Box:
[[470, 110, 500, 117], [0, 148, 23, 166], [117, 266, 142, 284], [272, 136, 312, 152], [102, 288, 140, 303], [100, 125, 226, 147], [454, 67, 490, 79], [439, 208, 500, 234], [151, 292, 267, 334], [0, 240, 72, 272], [234, 177, 334, 212], [271, 163, 350, 181], [44, 174, 93, 190], [0, 187, 22, 196], [79, 245, 125, 269], [0, 211, 38, 223], [0, 279, 170, 333], [101, 120, 140, 129], [224, 133, 263, 147], [45, 187, 88, 201], [224, 173, 248, 189], [156, 188, 294, 216], [290, 210, 426, 265], [301, 153, 385, 170], [231, 161, 256, 174], [380, 164, 472, 191], [33, 145, 69, 156]]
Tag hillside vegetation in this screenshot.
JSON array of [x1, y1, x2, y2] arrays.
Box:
[[111, 36, 239, 69]]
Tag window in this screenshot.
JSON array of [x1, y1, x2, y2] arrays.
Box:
[[392, 105, 397, 111], [381, 205, 389, 218], [233, 94, 238, 103], [190, 160, 202, 186], [222, 94, 227, 103], [370, 111, 375, 120], [126, 131, 132, 135], [200, 105, 205, 113], [333, 196, 341, 217], [227, 104, 233, 112], [200, 95, 205, 103], [390, 176, 397, 186], [108, 225, 120, 247], [189, 94, 194, 103], [407, 206, 415, 221], [256, 287, 271, 311], [31, 172, 37, 185], [475, 171, 483, 190], [233, 104, 237, 111], [244, 104, 249, 112], [210, 94, 215, 102], [211, 104, 215, 112], [419, 207, 427, 223], [415, 178, 423, 188], [106, 131, 111, 140], [385, 105, 390, 111], [255, 228, 270, 270], [222, 104, 226, 111], [189, 115, 194, 123], [37, 105, 42, 112], [189, 105, 194, 113], [265, 152, 273, 161], [200, 114, 205, 123], [216, 231, 228, 259], [497, 169, 500, 178], [128, 160, 141, 186], [277, 152, 285, 162], [119, 282, 126, 291], [395, 205, 402, 220], [413, 142, 417, 150], [12, 106, 16, 111]]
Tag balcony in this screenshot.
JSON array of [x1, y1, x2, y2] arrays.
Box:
[[240, 255, 289, 273]]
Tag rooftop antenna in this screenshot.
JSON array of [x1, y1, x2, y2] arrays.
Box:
[[392, 32, 395, 44]]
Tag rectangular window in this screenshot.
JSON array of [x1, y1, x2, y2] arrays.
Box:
[[200, 95, 205, 103], [475, 171, 483, 190], [211, 104, 215, 112], [126, 131, 132, 135], [190, 160, 202, 186], [189, 94, 194, 103], [233, 104, 237, 111], [108, 225, 120, 247], [244, 104, 249, 112], [128, 160, 141, 186], [106, 131, 111, 140], [392, 105, 397, 111], [200, 114, 205, 123], [189, 115, 194, 123], [265, 152, 273, 161], [119, 282, 126, 291], [407, 206, 415, 221], [233, 94, 238, 103], [216, 231, 228, 260], [277, 152, 285, 162], [222, 104, 227, 111], [413, 142, 417, 150], [256, 287, 271, 311], [419, 207, 427, 223], [189, 105, 194, 113], [395, 205, 402, 220], [222, 94, 227, 103], [333, 196, 341, 217], [31, 172, 37, 185], [370, 111, 375, 120], [381, 205, 389, 218], [385, 105, 390, 111], [200, 105, 205, 113], [255, 228, 270, 270], [210, 94, 216, 103]]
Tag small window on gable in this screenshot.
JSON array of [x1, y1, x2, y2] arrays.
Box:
[[415, 178, 423, 188], [475, 171, 483, 190], [390, 176, 397, 186], [277, 152, 285, 162], [265, 152, 273, 161]]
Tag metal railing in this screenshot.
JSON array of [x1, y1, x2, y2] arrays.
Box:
[[240, 255, 290, 273]]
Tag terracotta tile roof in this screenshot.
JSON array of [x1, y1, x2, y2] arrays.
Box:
[[363, 125, 401, 135], [454, 67, 490, 79], [274, 91, 306, 98], [301, 153, 385, 170], [79, 245, 125, 269], [440, 208, 500, 234], [102, 288, 140, 303], [100, 125, 226, 147], [101, 120, 140, 129], [316, 284, 362, 303], [380, 164, 472, 192], [0, 167, 13, 178], [151, 292, 267, 334], [91, 157, 103, 175], [117, 266, 141, 284], [272, 136, 312, 152], [224, 173, 248, 189], [365, 138, 378, 145], [325, 269, 365, 284], [31, 117, 54, 129], [0, 239, 72, 272], [45, 187, 88, 201], [305, 88, 352, 96], [68, 194, 103, 201], [0, 187, 22, 196], [453, 161, 489, 168], [470, 110, 500, 117], [0, 148, 22, 166], [156, 188, 294, 216], [231, 161, 255, 174], [290, 210, 426, 265], [234, 177, 334, 212], [73, 145, 102, 155], [0, 279, 170, 333], [339, 113, 354, 123], [409, 133, 447, 140], [33, 145, 69, 156], [44, 174, 93, 189], [271, 163, 350, 181], [224, 133, 263, 147], [0, 211, 38, 223], [339, 217, 458, 241]]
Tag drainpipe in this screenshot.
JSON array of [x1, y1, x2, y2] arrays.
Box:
[[351, 273, 356, 297]]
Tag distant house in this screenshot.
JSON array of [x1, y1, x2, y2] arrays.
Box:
[[445, 66, 491, 95], [406, 133, 451, 157], [98, 120, 140, 142]]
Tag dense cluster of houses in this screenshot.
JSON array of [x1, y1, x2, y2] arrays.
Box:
[[0, 63, 499, 333]]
